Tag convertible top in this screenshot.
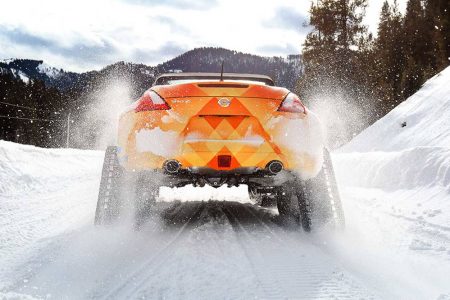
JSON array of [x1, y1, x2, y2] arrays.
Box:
[[153, 72, 275, 86]]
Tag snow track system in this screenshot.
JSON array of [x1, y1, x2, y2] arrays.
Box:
[[95, 146, 345, 232], [95, 146, 124, 225]]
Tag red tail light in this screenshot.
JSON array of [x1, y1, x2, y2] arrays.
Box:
[[135, 90, 170, 112], [278, 93, 307, 114]]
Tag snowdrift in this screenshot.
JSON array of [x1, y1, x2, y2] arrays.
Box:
[[337, 147, 450, 190], [340, 66, 450, 152], [0, 140, 103, 289], [336, 66, 450, 187], [0, 140, 102, 195], [335, 66, 450, 228]]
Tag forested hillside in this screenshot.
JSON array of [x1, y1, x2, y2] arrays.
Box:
[[299, 0, 449, 145]]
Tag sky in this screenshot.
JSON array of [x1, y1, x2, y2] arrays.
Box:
[[0, 0, 407, 72]]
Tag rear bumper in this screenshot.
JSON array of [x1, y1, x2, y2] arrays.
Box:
[[128, 167, 296, 188], [120, 148, 322, 181], [121, 149, 287, 171], [118, 110, 325, 180]]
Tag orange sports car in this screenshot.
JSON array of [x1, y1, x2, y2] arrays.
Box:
[[95, 72, 344, 231]]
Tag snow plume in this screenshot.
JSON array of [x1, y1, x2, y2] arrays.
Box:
[[305, 90, 375, 149], [298, 75, 378, 149], [72, 79, 132, 150]]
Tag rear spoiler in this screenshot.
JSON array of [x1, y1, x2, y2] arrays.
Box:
[[153, 73, 275, 86]]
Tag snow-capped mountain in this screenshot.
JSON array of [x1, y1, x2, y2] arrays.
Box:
[[36, 62, 61, 79], [0, 59, 64, 85]]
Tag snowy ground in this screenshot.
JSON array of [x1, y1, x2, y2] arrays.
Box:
[[0, 143, 448, 300], [1, 67, 449, 299]]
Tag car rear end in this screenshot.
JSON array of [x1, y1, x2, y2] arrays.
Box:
[[96, 73, 344, 232], [117, 76, 325, 185]]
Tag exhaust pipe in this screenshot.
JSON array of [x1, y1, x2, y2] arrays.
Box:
[[163, 159, 181, 174], [266, 160, 283, 175]]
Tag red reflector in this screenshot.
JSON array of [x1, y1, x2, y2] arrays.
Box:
[[218, 155, 231, 168]]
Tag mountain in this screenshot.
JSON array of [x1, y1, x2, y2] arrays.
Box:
[[0, 59, 156, 95], [157, 47, 302, 90], [0, 59, 79, 90]]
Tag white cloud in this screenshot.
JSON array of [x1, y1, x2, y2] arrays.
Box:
[[0, 0, 407, 72]]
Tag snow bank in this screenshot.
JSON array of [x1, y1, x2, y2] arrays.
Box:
[[337, 147, 450, 190], [336, 66, 450, 189], [334, 66, 450, 230], [340, 66, 450, 153], [330, 69, 450, 297], [0, 141, 104, 290], [0, 140, 103, 195]]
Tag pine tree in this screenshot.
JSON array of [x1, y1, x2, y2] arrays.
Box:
[[299, 0, 373, 144], [401, 0, 429, 98], [301, 0, 369, 93], [423, 0, 449, 73], [374, 0, 405, 111], [441, 0, 450, 60]]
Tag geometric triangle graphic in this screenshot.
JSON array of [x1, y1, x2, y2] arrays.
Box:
[[203, 115, 223, 129]]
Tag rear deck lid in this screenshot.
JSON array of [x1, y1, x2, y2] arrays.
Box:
[[152, 81, 289, 100]]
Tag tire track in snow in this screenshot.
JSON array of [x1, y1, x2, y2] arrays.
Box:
[[223, 203, 380, 299], [100, 202, 205, 299], [222, 204, 285, 299], [7, 200, 384, 299], [387, 212, 450, 233]]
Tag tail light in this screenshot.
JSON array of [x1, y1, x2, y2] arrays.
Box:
[[278, 93, 307, 114], [135, 90, 170, 112]]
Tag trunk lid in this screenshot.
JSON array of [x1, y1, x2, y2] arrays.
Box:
[[152, 81, 289, 99], [149, 82, 289, 170]]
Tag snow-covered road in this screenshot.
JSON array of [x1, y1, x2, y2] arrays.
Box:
[[0, 142, 448, 300]]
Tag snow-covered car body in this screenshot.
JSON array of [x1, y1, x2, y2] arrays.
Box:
[[117, 73, 325, 185]]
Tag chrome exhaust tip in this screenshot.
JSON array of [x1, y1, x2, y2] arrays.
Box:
[[266, 160, 283, 175], [163, 160, 181, 174]]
